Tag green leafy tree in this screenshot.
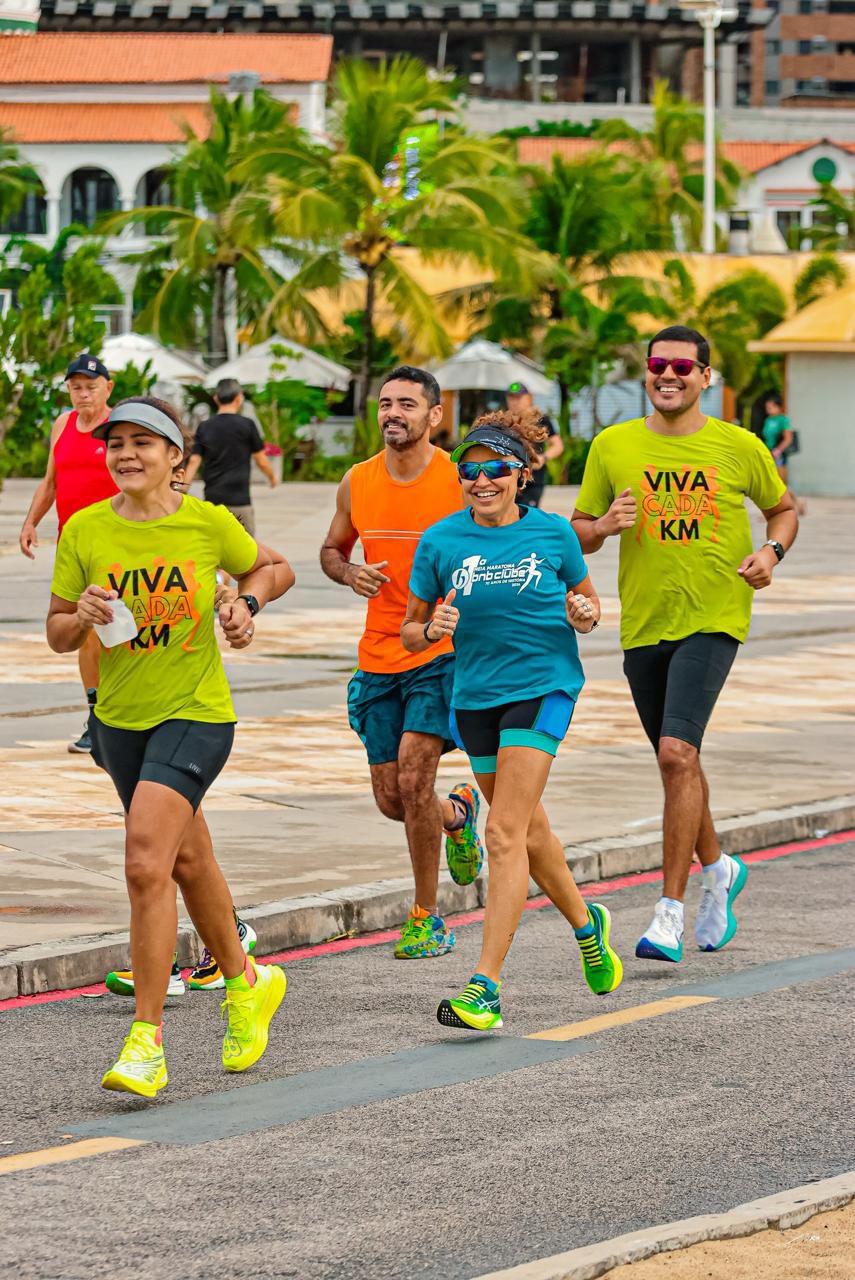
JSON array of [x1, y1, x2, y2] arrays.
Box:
[[482, 149, 650, 427], [107, 87, 291, 361], [805, 185, 855, 251], [237, 56, 548, 421], [0, 247, 111, 477], [542, 288, 642, 433], [594, 81, 740, 250], [793, 253, 848, 310], [0, 127, 42, 227], [0, 226, 121, 304]]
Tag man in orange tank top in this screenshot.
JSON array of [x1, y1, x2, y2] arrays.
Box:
[[19, 354, 116, 753], [321, 367, 484, 959]]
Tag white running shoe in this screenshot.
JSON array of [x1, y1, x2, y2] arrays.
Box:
[[636, 899, 684, 963], [695, 854, 748, 952]]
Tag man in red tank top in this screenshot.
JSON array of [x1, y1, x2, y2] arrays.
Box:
[[20, 353, 116, 753], [321, 367, 484, 960]]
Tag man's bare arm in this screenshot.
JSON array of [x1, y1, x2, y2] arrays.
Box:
[[20, 414, 67, 559], [320, 471, 390, 598], [182, 454, 202, 486], [571, 489, 637, 554], [252, 449, 278, 487]]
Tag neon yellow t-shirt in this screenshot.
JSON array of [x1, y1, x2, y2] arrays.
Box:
[[576, 417, 786, 650], [51, 495, 258, 730]]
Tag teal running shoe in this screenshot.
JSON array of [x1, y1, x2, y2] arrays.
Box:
[[394, 907, 455, 959], [445, 783, 484, 886], [636, 899, 684, 963], [438, 975, 502, 1031], [695, 853, 747, 951], [576, 903, 623, 995]]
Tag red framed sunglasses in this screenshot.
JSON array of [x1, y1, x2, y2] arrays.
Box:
[[647, 356, 706, 377]]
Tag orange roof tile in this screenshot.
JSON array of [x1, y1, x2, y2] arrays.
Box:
[[0, 101, 215, 143], [0, 33, 332, 84], [518, 136, 850, 174]]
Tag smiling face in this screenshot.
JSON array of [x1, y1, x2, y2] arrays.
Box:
[[377, 379, 442, 453], [105, 422, 183, 497], [458, 444, 527, 523], [67, 373, 113, 418], [646, 341, 710, 418]]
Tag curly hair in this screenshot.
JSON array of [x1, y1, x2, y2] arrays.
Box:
[[470, 409, 548, 468], [115, 395, 193, 469]]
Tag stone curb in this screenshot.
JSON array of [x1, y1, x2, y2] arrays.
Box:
[[470, 1170, 855, 1279], [1, 793, 853, 1000]]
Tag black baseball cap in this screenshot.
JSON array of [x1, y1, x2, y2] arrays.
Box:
[[66, 353, 110, 381], [507, 381, 529, 396], [451, 425, 528, 466]]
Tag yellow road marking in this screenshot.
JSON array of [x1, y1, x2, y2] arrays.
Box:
[[0, 1136, 146, 1176], [527, 994, 717, 1042]]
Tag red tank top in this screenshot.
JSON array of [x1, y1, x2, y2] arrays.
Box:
[[53, 410, 118, 534]]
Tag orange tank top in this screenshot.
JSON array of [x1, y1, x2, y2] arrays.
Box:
[[350, 448, 463, 673]]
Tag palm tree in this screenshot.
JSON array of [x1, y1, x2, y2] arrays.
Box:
[[481, 149, 651, 427], [793, 254, 848, 311], [104, 87, 291, 361], [595, 81, 740, 250], [804, 185, 855, 251], [237, 57, 548, 421], [0, 127, 42, 228]]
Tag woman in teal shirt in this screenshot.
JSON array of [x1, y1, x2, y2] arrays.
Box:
[[402, 411, 623, 1033]]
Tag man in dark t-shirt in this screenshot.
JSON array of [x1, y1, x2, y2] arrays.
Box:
[[184, 378, 278, 534], [506, 382, 563, 508]]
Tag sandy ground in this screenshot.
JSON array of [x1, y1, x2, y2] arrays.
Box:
[[604, 1199, 855, 1279]]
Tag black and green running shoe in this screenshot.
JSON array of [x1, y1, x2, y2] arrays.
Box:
[[437, 975, 502, 1031], [577, 903, 623, 995]]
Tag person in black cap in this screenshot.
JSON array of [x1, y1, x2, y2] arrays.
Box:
[[401, 409, 623, 1034], [19, 353, 116, 753], [506, 382, 563, 508]]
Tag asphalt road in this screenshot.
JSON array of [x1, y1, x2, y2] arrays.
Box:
[[1, 837, 854, 1280]]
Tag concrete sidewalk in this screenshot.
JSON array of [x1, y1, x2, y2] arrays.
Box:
[[1, 478, 854, 971]]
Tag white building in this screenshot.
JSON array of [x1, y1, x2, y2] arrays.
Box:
[[517, 135, 855, 251], [0, 32, 332, 246]]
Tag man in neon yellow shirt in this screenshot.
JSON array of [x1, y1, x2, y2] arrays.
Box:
[[572, 326, 798, 963]]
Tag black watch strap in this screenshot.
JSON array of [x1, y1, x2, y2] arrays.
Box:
[[238, 594, 260, 617], [764, 539, 785, 563]]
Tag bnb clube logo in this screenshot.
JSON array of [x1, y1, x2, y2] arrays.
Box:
[[452, 552, 544, 595]]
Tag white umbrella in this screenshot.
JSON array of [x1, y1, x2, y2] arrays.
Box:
[[430, 339, 557, 396], [205, 338, 351, 392], [100, 334, 207, 384]]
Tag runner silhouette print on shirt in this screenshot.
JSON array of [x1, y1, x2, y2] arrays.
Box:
[[106, 558, 203, 650], [638, 466, 721, 545]]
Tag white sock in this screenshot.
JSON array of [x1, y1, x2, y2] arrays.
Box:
[[660, 896, 684, 920]]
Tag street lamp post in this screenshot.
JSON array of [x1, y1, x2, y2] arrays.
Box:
[[679, 0, 738, 254]]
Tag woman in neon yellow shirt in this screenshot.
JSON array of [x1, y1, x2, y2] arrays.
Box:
[[48, 396, 295, 1099]]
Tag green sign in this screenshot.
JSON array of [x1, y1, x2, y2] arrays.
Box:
[[812, 157, 838, 184]]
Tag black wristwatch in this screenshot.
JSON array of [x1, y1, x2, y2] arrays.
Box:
[[238, 594, 260, 617], [764, 539, 785, 563]]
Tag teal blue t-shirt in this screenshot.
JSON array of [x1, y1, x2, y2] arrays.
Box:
[[410, 506, 588, 710]]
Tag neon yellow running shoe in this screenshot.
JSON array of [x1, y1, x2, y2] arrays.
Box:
[[437, 975, 503, 1031], [576, 903, 623, 995], [221, 958, 287, 1073], [101, 1022, 167, 1100]]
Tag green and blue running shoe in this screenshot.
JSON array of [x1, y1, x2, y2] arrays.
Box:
[[444, 783, 485, 886], [575, 903, 623, 995], [437, 975, 502, 1031], [394, 906, 456, 959]]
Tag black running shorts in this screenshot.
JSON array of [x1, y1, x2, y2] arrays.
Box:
[[89, 715, 235, 812], [622, 631, 739, 751]]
